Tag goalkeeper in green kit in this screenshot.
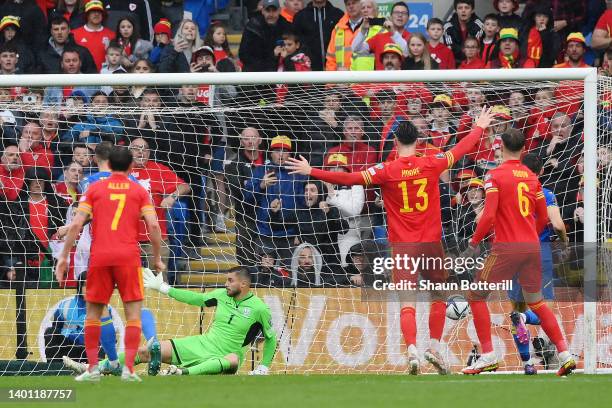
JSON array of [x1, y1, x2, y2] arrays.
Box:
[[101, 266, 277, 376]]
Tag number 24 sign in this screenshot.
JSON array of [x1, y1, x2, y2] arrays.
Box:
[[377, 2, 433, 35]]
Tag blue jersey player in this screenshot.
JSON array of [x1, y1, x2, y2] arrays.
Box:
[[507, 153, 569, 374]]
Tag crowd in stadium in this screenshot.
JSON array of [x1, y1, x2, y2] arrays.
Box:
[[0, 0, 611, 288]]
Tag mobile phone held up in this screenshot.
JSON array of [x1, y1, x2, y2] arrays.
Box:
[[368, 17, 387, 26]]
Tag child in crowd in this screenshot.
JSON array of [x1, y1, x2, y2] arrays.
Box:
[[494, 0, 521, 31], [203, 23, 235, 64], [428, 94, 456, 148], [403, 33, 438, 70], [458, 36, 485, 69], [149, 18, 172, 66], [519, 4, 560, 68], [481, 14, 500, 64], [100, 42, 125, 74], [115, 16, 153, 69], [427, 18, 455, 69]]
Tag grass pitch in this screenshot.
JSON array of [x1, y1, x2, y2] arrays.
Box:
[[1, 374, 609, 408]]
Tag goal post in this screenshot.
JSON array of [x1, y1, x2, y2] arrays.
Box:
[[0, 68, 606, 375]]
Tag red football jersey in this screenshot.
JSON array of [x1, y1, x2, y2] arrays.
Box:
[[310, 126, 485, 243], [472, 160, 548, 245], [367, 30, 411, 71], [595, 10, 612, 36], [77, 173, 155, 267], [362, 152, 453, 242]]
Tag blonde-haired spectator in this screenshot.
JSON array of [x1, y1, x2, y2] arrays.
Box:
[[158, 19, 203, 73]]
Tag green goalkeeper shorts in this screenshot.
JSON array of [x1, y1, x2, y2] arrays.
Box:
[[169, 336, 245, 368]]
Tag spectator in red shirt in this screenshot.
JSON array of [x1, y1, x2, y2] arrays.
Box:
[[467, 105, 508, 174], [325, 116, 377, 172], [457, 85, 487, 140], [480, 14, 499, 65], [427, 18, 455, 69], [18, 121, 54, 176], [0, 143, 24, 201], [591, 2, 612, 50], [487, 28, 537, 68], [128, 137, 191, 279], [0, 142, 38, 283], [519, 3, 560, 68], [53, 161, 82, 205], [352, 1, 410, 71], [203, 22, 237, 68], [522, 0, 586, 58], [38, 109, 64, 179], [524, 88, 556, 151], [458, 36, 486, 69], [18, 167, 69, 280], [71, 0, 115, 71]]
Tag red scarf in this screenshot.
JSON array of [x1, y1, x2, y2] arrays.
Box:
[[498, 50, 520, 68]]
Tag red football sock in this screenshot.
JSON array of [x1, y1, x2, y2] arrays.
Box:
[[400, 307, 417, 347], [84, 319, 101, 371], [429, 301, 446, 341], [124, 320, 142, 373], [528, 300, 567, 352], [469, 300, 493, 354]]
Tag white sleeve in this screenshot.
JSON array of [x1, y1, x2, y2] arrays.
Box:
[[391, 31, 408, 56], [352, 30, 370, 54], [327, 187, 365, 217]]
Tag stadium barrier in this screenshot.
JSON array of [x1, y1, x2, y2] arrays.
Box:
[[1, 288, 609, 374]]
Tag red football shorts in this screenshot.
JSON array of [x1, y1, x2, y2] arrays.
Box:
[[391, 242, 448, 284], [85, 265, 144, 304], [476, 250, 542, 293]]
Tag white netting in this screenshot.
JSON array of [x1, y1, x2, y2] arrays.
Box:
[[0, 72, 609, 375]]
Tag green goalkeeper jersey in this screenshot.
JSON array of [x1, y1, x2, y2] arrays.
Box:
[[168, 287, 277, 366]]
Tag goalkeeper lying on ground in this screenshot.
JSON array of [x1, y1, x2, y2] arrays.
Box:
[[82, 266, 276, 376]]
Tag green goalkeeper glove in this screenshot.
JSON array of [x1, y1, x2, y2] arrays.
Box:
[[143, 267, 170, 294]]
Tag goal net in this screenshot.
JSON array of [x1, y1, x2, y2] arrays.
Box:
[[0, 70, 609, 375]]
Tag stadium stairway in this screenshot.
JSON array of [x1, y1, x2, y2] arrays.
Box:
[[178, 217, 239, 286]]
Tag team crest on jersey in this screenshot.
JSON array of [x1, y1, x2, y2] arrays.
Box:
[[368, 167, 376, 176], [484, 173, 492, 181], [435, 153, 445, 159], [242, 307, 251, 317], [375, 163, 384, 169], [484, 182, 493, 189], [129, 3, 137, 11], [79, 195, 87, 202]]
